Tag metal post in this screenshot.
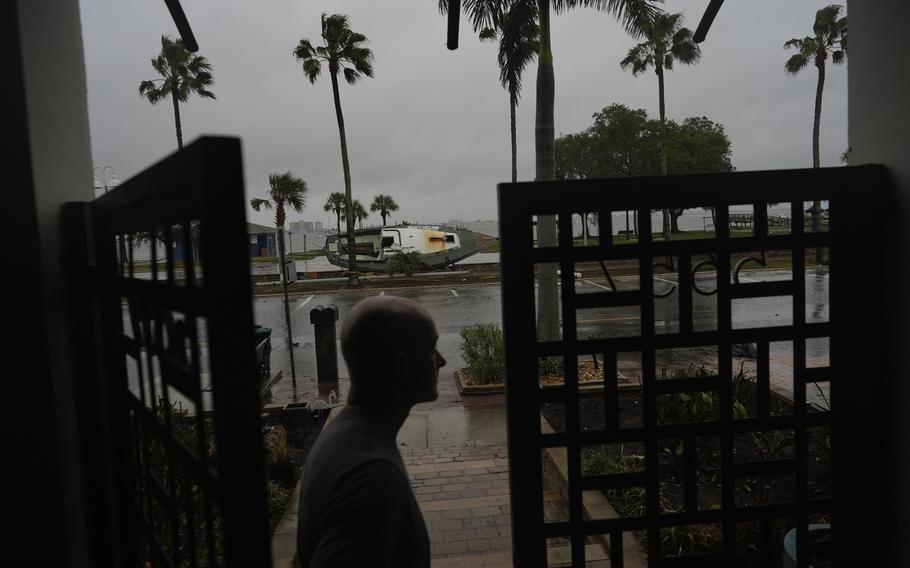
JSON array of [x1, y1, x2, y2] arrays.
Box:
[[277, 226, 296, 387], [310, 305, 339, 388]]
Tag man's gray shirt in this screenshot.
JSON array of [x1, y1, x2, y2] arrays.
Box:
[[297, 405, 430, 567]]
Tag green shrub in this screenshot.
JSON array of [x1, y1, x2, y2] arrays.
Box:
[[460, 323, 505, 385], [386, 251, 423, 276], [537, 356, 565, 377]]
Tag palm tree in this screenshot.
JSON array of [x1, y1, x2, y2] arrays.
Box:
[[536, 0, 657, 339], [441, 0, 657, 339], [621, 11, 700, 240], [294, 14, 374, 283], [370, 194, 399, 226], [478, 1, 540, 183], [785, 4, 847, 253], [324, 192, 346, 235], [139, 35, 215, 150], [250, 171, 307, 386], [351, 199, 368, 229]]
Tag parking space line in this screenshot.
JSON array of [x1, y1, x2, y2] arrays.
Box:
[[583, 279, 611, 291], [293, 295, 314, 314], [450, 289, 459, 297]]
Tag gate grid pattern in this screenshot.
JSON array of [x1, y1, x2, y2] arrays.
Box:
[[83, 138, 272, 567], [498, 166, 888, 567]]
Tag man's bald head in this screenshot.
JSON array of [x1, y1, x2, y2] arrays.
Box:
[[341, 296, 443, 403]]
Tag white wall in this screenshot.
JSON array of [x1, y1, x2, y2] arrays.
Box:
[[847, 0, 910, 563], [18, 0, 94, 565]]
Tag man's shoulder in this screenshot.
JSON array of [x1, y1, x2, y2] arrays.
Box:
[[303, 408, 405, 488]]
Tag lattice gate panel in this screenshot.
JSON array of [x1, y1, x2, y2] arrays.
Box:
[[84, 138, 272, 567], [499, 166, 889, 567]]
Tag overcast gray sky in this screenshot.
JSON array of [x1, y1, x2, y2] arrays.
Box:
[[80, 0, 848, 227]]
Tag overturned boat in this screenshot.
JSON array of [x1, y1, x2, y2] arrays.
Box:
[[324, 224, 485, 272]]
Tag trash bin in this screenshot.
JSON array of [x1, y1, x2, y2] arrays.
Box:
[[782, 524, 831, 568]]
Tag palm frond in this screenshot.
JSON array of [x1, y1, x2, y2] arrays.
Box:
[[343, 67, 360, 85], [784, 53, 810, 75], [463, 0, 502, 32], [555, 0, 663, 37], [250, 198, 272, 212], [302, 59, 322, 83]]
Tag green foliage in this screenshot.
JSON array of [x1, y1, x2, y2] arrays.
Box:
[[263, 425, 290, 467], [537, 356, 564, 377], [266, 480, 291, 532], [386, 251, 422, 276], [555, 104, 733, 181], [459, 323, 505, 385]]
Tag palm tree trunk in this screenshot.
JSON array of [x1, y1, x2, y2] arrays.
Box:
[[535, 0, 559, 341], [812, 58, 825, 263], [336, 211, 341, 237], [171, 88, 183, 150], [382, 212, 387, 226], [510, 94, 518, 183], [330, 70, 358, 282], [657, 64, 671, 241]]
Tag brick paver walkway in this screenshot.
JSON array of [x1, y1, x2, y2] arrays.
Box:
[[403, 443, 611, 567], [403, 444, 513, 566]]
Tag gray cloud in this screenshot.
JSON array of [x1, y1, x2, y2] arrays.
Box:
[[81, 0, 848, 227]]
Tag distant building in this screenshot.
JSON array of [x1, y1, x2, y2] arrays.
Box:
[[248, 222, 277, 257], [314, 221, 323, 231]]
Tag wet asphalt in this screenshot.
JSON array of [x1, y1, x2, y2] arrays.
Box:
[[254, 268, 830, 406]]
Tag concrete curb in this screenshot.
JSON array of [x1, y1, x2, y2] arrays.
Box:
[[540, 414, 646, 567]]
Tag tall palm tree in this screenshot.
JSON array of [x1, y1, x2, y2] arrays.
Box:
[[295, 14, 374, 283], [537, 0, 657, 339], [139, 35, 215, 150], [370, 194, 399, 226], [442, 0, 656, 339], [250, 171, 307, 386], [351, 199, 368, 229], [621, 11, 700, 240], [324, 192, 347, 236], [478, 1, 540, 183], [785, 4, 847, 251]]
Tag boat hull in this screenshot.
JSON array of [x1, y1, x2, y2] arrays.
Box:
[[324, 225, 482, 272]]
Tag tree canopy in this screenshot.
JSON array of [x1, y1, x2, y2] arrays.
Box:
[[555, 103, 733, 180]]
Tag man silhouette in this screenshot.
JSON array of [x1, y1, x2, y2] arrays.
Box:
[[297, 296, 446, 567]]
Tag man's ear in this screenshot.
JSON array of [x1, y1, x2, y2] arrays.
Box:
[[395, 351, 410, 383]]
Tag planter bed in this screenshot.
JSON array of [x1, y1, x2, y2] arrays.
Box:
[[539, 369, 831, 567]]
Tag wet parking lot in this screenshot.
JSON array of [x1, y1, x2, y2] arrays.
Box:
[[255, 268, 830, 406]]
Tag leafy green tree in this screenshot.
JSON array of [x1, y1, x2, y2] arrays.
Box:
[[350, 199, 368, 229], [621, 11, 700, 239], [323, 192, 346, 236], [785, 4, 847, 249], [295, 14, 374, 282], [139, 35, 215, 150], [250, 172, 307, 385], [370, 194, 399, 226], [556, 104, 732, 232]]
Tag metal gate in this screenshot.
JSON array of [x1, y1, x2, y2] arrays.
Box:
[[499, 166, 891, 567], [65, 137, 272, 566]]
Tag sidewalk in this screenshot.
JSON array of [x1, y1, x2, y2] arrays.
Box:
[[397, 372, 608, 567]]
